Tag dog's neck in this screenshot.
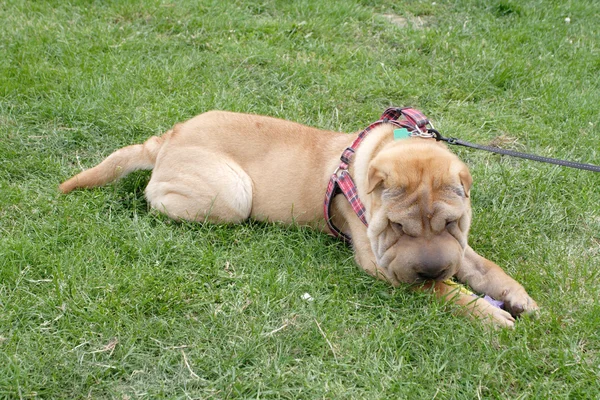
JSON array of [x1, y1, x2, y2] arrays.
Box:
[[350, 124, 396, 216]]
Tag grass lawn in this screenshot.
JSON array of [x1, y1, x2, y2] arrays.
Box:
[[1, 0, 599, 398]]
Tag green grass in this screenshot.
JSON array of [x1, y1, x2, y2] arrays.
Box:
[[1, 0, 599, 398]]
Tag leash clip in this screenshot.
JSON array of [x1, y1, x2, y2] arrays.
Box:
[[410, 122, 436, 139]]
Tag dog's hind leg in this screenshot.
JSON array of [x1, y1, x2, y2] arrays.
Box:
[[145, 149, 253, 223]]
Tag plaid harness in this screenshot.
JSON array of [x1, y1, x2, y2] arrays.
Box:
[[323, 107, 432, 242]]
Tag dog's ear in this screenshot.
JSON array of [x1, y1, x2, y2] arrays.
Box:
[[367, 164, 387, 194], [459, 168, 472, 198]]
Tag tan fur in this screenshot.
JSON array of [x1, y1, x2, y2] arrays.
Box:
[[60, 111, 538, 328]]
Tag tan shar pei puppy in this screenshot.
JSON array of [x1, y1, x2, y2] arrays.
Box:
[[60, 109, 539, 328]]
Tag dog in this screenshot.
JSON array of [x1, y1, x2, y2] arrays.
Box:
[[59, 110, 539, 328]]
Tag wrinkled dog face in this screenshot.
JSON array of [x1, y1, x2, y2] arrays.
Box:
[[366, 140, 473, 284]]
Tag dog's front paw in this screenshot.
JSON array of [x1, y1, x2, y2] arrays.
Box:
[[472, 297, 516, 329], [502, 288, 539, 318]]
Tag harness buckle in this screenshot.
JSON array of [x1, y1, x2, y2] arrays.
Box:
[[340, 147, 355, 165]]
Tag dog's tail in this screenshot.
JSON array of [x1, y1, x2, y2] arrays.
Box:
[[59, 131, 169, 194]]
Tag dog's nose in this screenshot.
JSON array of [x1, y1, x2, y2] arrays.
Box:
[[417, 269, 447, 281], [415, 248, 453, 281]]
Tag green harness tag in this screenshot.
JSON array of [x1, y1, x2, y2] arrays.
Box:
[[394, 128, 411, 140]]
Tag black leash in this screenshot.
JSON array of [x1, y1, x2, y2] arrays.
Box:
[[429, 129, 600, 173]]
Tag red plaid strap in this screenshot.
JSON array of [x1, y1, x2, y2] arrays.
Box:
[[324, 107, 431, 242], [381, 107, 429, 129], [324, 170, 367, 242], [344, 107, 430, 163]]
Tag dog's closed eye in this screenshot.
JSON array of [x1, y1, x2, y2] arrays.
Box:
[[391, 222, 404, 235]]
